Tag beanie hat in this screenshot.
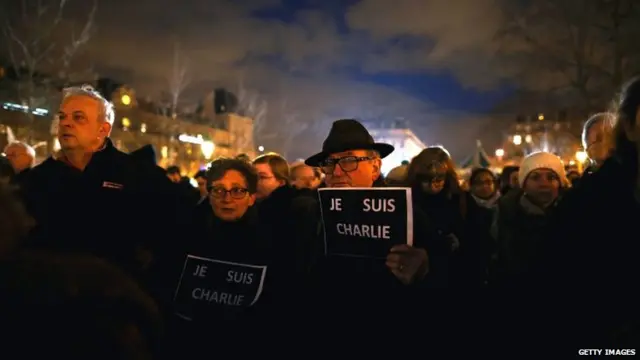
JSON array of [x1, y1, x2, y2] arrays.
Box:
[[518, 151, 567, 188]]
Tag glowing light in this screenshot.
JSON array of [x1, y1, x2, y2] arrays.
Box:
[[161, 146, 168, 159], [495, 148, 505, 157], [538, 114, 544, 121], [525, 134, 532, 143], [121, 94, 131, 106], [122, 117, 131, 128], [201, 141, 215, 159], [179, 134, 204, 145], [140, 123, 147, 133], [258, 145, 265, 152], [513, 135, 522, 145], [2, 102, 48, 116], [575, 151, 588, 163]]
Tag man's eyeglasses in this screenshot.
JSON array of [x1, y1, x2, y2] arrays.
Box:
[[320, 156, 373, 174], [208, 187, 249, 199]]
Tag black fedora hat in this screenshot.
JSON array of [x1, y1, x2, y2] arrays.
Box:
[[305, 119, 394, 167]]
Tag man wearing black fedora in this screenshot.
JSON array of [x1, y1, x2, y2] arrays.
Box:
[[305, 119, 430, 287]]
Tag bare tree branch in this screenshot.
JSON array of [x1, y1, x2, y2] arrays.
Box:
[[166, 39, 191, 119], [495, 0, 640, 111], [235, 78, 269, 148], [1, 0, 97, 142]]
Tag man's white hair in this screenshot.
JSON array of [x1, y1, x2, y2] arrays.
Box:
[[62, 85, 115, 125]]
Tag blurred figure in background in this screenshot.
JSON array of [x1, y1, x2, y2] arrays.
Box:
[[385, 164, 408, 186], [165, 165, 182, 183], [236, 153, 252, 163], [469, 168, 499, 209], [252, 153, 289, 201], [289, 161, 322, 190], [499, 165, 520, 195], [582, 112, 614, 171]]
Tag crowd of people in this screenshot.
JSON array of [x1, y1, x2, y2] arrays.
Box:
[[0, 78, 639, 357]]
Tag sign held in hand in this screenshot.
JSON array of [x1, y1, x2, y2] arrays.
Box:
[[173, 255, 267, 320], [318, 187, 413, 259]]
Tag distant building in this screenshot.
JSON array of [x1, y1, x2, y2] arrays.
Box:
[[368, 127, 426, 175]]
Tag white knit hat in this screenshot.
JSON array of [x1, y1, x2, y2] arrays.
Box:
[[518, 151, 567, 188]]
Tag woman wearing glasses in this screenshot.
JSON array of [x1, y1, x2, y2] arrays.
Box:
[[405, 146, 494, 287], [163, 158, 293, 356]]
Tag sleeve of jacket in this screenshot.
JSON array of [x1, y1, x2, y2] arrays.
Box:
[[411, 207, 449, 288], [289, 195, 322, 280]]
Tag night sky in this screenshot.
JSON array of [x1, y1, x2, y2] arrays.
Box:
[[10, 0, 515, 158]]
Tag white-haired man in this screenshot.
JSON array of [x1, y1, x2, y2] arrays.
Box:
[[19, 85, 184, 284]]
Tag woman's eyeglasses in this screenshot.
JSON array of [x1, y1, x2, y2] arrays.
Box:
[[208, 187, 249, 199]]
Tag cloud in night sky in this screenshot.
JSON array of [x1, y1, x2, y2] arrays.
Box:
[[2, 0, 515, 158]]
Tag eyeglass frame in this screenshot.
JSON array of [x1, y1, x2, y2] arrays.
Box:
[[208, 186, 250, 199], [319, 156, 374, 175]]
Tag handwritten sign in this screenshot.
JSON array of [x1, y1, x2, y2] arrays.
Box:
[[173, 255, 267, 321], [318, 187, 413, 259]]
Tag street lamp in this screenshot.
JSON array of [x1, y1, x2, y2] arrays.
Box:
[[495, 148, 505, 157], [201, 141, 215, 160], [513, 135, 522, 145], [121, 94, 131, 106]]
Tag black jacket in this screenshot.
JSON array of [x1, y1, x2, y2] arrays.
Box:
[[18, 138, 183, 279]]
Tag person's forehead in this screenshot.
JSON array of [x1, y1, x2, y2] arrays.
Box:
[[295, 165, 314, 174], [328, 149, 367, 158], [530, 168, 556, 175], [216, 169, 247, 183], [254, 163, 273, 173], [60, 95, 100, 110], [475, 172, 493, 180]]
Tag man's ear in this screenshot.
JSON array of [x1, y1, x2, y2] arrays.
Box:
[[372, 158, 382, 181], [99, 122, 112, 137], [248, 194, 256, 206]]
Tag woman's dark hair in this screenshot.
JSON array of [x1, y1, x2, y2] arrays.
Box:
[[406, 146, 461, 196], [611, 76, 640, 174], [206, 157, 258, 194], [500, 165, 519, 186], [469, 167, 496, 186]]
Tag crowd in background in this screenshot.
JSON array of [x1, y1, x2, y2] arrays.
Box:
[[0, 77, 638, 358]]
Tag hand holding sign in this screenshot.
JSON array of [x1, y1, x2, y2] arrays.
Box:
[[386, 244, 429, 285]]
